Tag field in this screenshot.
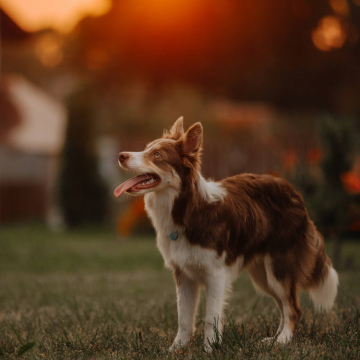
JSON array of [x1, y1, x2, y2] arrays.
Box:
[[0, 225, 359, 359]]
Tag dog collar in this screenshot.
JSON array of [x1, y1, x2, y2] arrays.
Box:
[[169, 230, 179, 241]]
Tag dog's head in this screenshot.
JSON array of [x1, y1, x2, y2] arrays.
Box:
[[114, 117, 203, 197]]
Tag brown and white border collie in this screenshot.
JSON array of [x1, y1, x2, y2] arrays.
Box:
[[114, 117, 338, 351]]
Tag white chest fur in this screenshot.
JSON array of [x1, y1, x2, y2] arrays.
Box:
[[144, 189, 178, 268], [144, 190, 194, 269], [144, 189, 238, 282]]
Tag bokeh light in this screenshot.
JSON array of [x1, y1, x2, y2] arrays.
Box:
[[35, 33, 64, 67], [329, 0, 350, 15], [312, 15, 347, 51]]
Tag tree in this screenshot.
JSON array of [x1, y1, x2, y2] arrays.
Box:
[[59, 89, 108, 227]]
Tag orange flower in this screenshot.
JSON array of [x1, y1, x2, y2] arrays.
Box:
[[117, 198, 145, 237], [341, 172, 360, 194], [306, 148, 322, 165], [283, 150, 298, 170]]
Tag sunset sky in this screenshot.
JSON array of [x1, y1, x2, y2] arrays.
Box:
[[0, 0, 111, 32], [0, 0, 354, 52]]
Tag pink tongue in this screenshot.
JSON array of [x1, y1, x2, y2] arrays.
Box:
[[114, 174, 150, 197]]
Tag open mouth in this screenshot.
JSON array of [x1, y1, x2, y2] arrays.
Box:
[[114, 173, 161, 197]]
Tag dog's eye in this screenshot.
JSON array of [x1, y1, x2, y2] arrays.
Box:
[[154, 152, 161, 157]]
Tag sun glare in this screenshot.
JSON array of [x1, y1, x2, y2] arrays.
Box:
[[124, 0, 201, 28], [0, 0, 111, 33]]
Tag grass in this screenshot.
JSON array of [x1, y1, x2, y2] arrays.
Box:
[[0, 224, 359, 359]]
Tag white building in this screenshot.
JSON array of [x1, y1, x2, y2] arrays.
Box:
[[0, 74, 67, 224]]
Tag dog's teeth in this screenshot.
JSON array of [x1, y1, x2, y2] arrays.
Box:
[[139, 177, 157, 186]]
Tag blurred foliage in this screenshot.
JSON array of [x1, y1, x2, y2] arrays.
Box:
[[314, 117, 353, 233], [291, 117, 359, 236], [65, 0, 360, 112], [59, 89, 109, 227], [5, 0, 360, 233]]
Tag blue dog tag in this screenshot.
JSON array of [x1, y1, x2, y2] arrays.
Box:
[[170, 230, 178, 241]]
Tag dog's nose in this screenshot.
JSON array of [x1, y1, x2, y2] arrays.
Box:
[[119, 152, 130, 163]]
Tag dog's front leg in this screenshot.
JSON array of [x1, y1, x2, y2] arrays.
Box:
[[170, 270, 200, 351], [204, 269, 226, 351]]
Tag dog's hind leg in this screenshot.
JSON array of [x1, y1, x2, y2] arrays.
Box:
[[263, 255, 302, 343], [247, 257, 284, 337], [248, 256, 302, 343]]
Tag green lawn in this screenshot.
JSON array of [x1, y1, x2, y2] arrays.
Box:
[[0, 225, 359, 359]]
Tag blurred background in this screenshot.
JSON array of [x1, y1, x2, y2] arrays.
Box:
[[1, 0, 360, 267], [0, 2, 360, 358]]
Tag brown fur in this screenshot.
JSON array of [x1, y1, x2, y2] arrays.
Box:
[[159, 125, 331, 291], [173, 266, 181, 287], [150, 121, 333, 335], [121, 119, 335, 341]]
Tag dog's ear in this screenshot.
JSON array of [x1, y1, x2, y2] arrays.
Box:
[[164, 116, 184, 140], [182, 122, 203, 154]]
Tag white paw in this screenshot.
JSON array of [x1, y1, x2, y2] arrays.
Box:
[[276, 334, 292, 344], [169, 337, 188, 352], [262, 335, 291, 344], [261, 336, 275, 343], [168, 343, 181, 352]]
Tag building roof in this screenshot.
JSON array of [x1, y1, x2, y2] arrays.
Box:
[[1, 74, 67, 155]]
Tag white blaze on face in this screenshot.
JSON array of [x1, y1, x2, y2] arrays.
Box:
[[119, 143, 162, 172], [119, 151, 146, 171]]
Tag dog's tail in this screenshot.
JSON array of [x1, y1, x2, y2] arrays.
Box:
[[308, 234, 339, 312]]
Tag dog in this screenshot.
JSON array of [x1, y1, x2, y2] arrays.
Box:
[[114, 117, 338, 351]]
